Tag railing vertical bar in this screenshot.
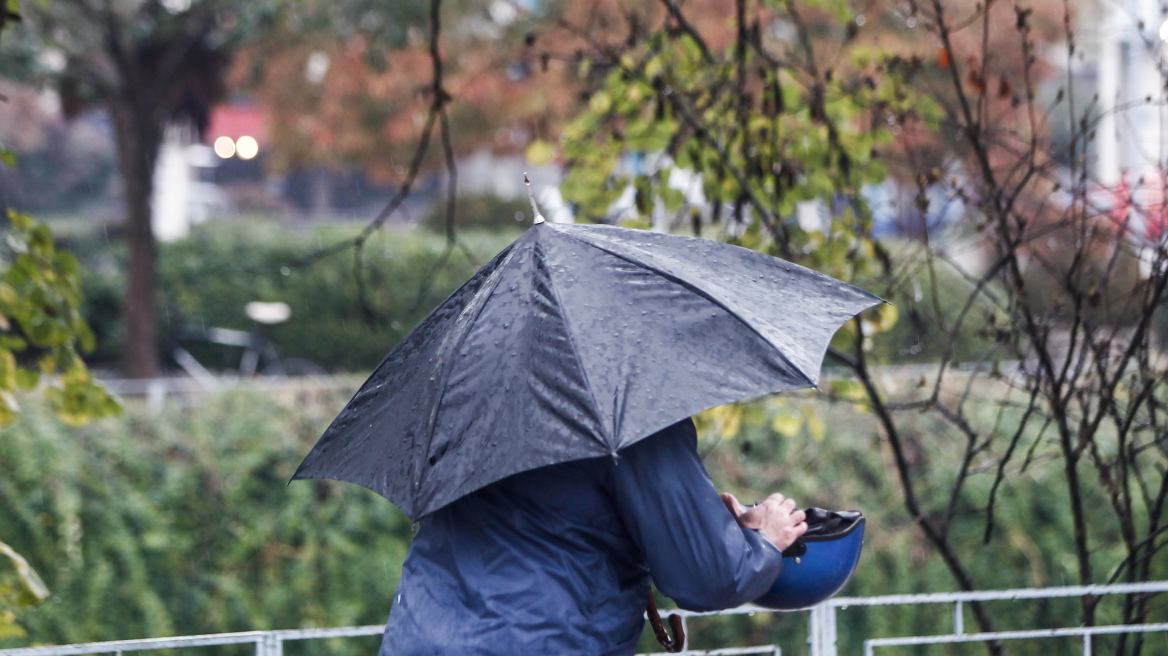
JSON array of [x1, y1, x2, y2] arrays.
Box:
[[825, 604, 838, 656], [954, 601, 964, 635], [808, 606, 821, 656], [1083, 634, 1092, 656]]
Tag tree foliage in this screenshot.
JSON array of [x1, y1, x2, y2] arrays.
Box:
[[238, 0, 568, 181], [0, 209, 118, 639], [0, 211, 118, 426], [557, 2, 936, 256], [550, 1, 1168, 653], [2, 0, 286, 378], [0, 539, 48, 639]]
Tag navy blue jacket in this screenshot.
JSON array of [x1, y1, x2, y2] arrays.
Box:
[[378, 419, 783, 655]]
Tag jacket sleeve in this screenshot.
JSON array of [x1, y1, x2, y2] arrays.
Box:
[[611, 419, 783, 612]]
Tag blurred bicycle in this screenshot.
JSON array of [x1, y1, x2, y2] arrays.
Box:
[[171, 302, 327, 386]]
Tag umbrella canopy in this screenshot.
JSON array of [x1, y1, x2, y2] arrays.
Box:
[[293, 222, 881, 520]]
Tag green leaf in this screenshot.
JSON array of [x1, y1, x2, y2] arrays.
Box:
[[0, 149, 16, 169], [678, 34, 703, 63], [644, 55, 664, 80], [863, 303, 898, 334], [660, 187, 685, 212], [0, 612, 27, 639], [0, 336, 25, 351], [589, 91, 612, 114], [0, 211, 121, 426], [524, 139, 555, 166], [0, 541, 49, 605], [14, 368, 38, 391], [772, 409, 802, 438], [829, 379, 866, 402], [802, 404, 827, 442]]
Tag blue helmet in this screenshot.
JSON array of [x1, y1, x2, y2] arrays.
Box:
[[753, 508, 865, 610]]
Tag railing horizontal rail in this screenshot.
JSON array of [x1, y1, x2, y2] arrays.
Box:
[[0, 626, 387, 656], [636, 646, 780, 656], [830, 581, 1168, 607], [640, 580, 1168, 619], [0, 632, 274, 656], [863, 622, 1168, 656], [271, 626, 385, 641]]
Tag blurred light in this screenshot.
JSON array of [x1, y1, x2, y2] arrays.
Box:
[[246, 301, 291, 325], [236, 136, 259, 160], [40, 49, 65, 73], [1160, 19, 1168, 43], [489, 0, 517, 25], [213, 136, 236, 158], [305, 52, 330, 84]]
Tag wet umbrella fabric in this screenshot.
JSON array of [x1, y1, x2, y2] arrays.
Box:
[[293, 222, 881, 520]]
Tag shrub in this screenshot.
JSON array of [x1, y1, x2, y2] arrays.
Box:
[[1, 386, 1155, 655], [68, 219, 521, 373], [0, 389, 409, 654], [420, 194, 534, 232]]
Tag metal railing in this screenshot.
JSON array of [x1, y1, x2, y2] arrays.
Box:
[[2, 581, 1165, 656], [862, 623, 1168, 656], [0, 627, 778, 656], [639, 581, 1168, 656], [0, 626, 385, 656], [644, 644, 780, 648], [831, 581, 1168, 656]]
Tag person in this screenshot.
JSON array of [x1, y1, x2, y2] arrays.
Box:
[[378, 418, 808, 655]]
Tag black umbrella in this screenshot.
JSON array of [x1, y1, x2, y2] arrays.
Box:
[[293, 222, 881, 520]]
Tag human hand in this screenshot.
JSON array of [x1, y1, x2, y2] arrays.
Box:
[[721, 492, 808, 551]]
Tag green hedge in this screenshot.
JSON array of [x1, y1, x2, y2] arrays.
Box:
[[60, 218, 1006, 375], [2, 386, 1161, 655], [0, 388, 408, 655], [66, 220, 521, 373], [420, 194, 534, 232]]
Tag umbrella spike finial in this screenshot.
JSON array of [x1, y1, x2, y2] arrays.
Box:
[[524, 173, 546, 225]]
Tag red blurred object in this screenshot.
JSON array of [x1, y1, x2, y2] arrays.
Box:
[[997, 77, 1011, 99], [1094, 175, 1168, 242], [206, 103, 268, 145], [938, 47, 951, 69]]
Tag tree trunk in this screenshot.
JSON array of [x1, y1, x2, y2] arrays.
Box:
[[111, 97, 162, 379]]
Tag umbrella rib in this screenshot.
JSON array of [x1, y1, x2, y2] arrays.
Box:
[[413, 244, 527, 511], [557, 230, 820, 389], [536, 239, 616, 453]]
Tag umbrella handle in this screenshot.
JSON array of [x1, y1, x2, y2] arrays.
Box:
[[647, 585, 685, 653]]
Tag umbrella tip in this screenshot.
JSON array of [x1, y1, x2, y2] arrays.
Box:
[[524, 172, 546, 225]]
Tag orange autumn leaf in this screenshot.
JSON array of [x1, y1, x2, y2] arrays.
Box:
[[967, 68, 985, 94]]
